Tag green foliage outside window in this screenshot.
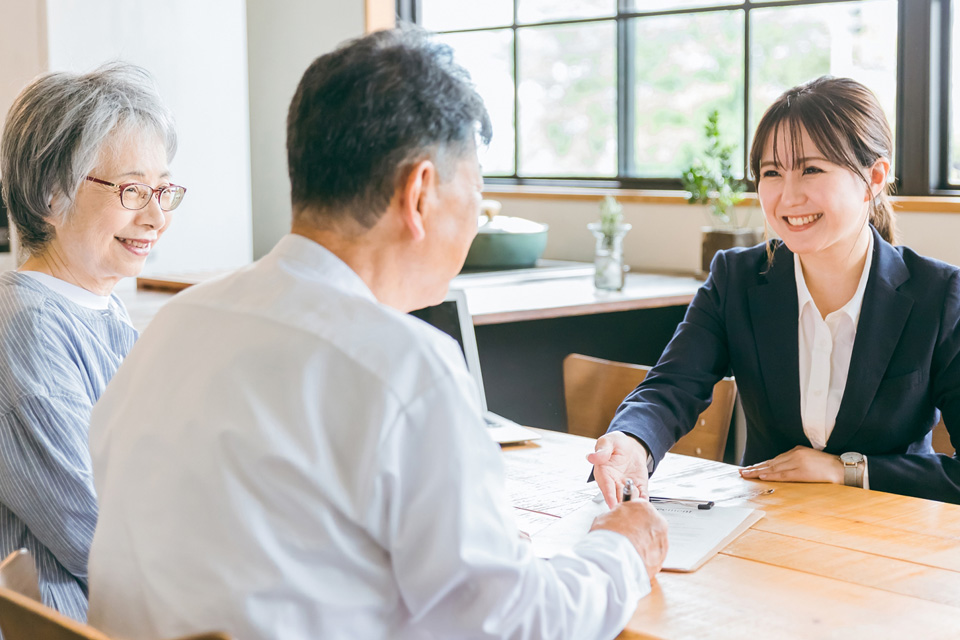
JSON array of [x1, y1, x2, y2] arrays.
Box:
[[425, 0, 898, 183], [681, 110, 746, 228]]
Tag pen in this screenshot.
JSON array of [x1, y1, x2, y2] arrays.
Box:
[[622, 479, 634, 503], [649, 496, 715, 510]]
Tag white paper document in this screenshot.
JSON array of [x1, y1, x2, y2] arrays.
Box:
[[530, 500, 764, 572]]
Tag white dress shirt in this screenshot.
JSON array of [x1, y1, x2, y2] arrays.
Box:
[[795, 233, 872, 486], [88, 234, 648, 640]]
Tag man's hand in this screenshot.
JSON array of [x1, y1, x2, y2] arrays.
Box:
[[590, 500, 669, 578], [739, 446, 844, 484], [587, 432, 651, 509]]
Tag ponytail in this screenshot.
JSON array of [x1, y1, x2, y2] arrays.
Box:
[[870, 190, 896, 244]]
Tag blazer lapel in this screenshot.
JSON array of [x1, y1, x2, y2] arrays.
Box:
[[828, 228, 913, 451], [747, 244, 808, 447]]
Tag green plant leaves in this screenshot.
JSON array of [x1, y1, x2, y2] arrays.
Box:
[[680, 110, 746, 228]]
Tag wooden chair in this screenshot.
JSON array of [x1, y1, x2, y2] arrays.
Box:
[[0, 551, 230, 640], [932, 417, 955, 456], [563, 353, 738, 462], [0, 549, 41, 603]]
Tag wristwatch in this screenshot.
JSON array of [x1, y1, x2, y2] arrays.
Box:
[[840, 452, 865, 487]]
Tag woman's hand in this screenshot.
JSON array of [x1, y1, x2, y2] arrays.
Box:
[[587, 432, 651, 508], [739, 446, 844, 484]]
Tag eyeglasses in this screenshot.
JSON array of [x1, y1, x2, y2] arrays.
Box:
[[85, 176, 187, 212]]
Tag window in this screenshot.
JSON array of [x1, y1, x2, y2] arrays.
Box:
[[949, 0, 960, 185], [404, 0, 949, 196]]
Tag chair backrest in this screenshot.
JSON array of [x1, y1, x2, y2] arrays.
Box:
[[932, 417, 954, 456], [0, 551, 230, 640], [563, 353, 738, 462], [0, 549, 41, 603], [0, 586, 111, 640]]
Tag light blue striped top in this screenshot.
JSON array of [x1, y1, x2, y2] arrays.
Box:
[[0, 272, 136, 622]]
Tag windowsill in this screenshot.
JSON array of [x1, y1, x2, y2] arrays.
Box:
[[482, 184, 960, 213]]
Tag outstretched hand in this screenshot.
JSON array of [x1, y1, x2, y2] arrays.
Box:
[[587, 432, 651, 508], [739, 446, 844, 484]]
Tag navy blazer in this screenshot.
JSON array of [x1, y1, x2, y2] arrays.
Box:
[[609, 226, 960, 503]]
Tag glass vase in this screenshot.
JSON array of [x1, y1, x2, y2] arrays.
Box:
[[587, 222, 631, 291]]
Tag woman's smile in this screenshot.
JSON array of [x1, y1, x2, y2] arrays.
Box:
[[783, 213, 824, 228], [115, 236, 155, 256]]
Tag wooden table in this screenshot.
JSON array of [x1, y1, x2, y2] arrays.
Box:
[[503, 429, 960, 639]]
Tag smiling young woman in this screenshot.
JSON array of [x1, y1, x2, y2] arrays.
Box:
[[589, 76, 960, 507]]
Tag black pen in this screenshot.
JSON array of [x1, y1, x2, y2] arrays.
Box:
[[649, 496, 715, 510], [622, 479, 634, 503]]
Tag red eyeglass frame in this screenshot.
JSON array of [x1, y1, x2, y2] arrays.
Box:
[[85, 176, 186, 211]]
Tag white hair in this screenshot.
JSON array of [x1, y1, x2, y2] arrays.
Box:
[[0, 62, 177, 254]]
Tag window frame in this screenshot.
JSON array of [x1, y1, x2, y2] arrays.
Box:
[[402, 0, 950, 197]]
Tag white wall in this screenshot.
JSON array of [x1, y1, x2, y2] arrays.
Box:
[[44, 0, 253, 273], [246, 0, 365, 258], [492, 196, 761, 273], [0, 0, 46, 131], [492, 195, 960, 273], [896, 212, 960, 265], [0, 0, 47, 271]]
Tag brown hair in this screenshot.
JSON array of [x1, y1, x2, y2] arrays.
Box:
[[749, 76, 895, 251]]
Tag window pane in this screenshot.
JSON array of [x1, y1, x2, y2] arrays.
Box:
[[750, 1, 898, 166], [518, 0, 615, 24], [420, 0, 512, 31], [436, 30, 516, 176], [624, 0, 741, 11], [951, 0, 960, 183], [517, 22, 617, 177], [631, 11, 745, 178]]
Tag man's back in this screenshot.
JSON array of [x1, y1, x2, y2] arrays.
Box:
[[88, 235, 649, 640]]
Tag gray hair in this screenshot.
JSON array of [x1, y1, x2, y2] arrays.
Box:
[[287, 26, 492, 229], [0, 63, 177, 255]]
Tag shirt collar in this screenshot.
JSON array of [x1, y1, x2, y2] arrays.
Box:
[[794, 230, 874, 323], [18, 271, 115, 310], [266, 233, 378, 304], [794, 253, 815, 320]]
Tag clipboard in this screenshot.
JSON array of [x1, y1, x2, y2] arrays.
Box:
[[529, 500, 764, 572]]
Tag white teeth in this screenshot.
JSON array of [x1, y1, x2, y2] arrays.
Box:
[[786, 214, 822, 227], [118, 238, 151, 249]]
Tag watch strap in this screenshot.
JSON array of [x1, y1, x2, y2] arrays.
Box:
[[843, 463, 857, 487], [842, 455, 865, 488]]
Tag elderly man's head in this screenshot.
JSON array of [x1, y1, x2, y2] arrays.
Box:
[[286, 27, 491, 230], [287, 27, 492, 310]]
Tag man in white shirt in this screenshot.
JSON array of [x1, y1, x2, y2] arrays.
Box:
[[87, 27, 668, 640]]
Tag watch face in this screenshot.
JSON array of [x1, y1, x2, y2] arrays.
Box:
[[840, 452, 864, 464]]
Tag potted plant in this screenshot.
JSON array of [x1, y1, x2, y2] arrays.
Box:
[[587, 196, 631, 291], [681, 110, 761, 277]]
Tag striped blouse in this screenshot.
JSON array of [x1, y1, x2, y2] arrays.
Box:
[[0, 272, 136, 621]]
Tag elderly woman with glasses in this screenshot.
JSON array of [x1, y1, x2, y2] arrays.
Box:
[[0, 63, 184, 621]]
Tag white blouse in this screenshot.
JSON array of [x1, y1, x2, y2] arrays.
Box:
[[795, 232, 873, 487]]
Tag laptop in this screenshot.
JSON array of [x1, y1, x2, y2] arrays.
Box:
[[410, 289, 541, 445]]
